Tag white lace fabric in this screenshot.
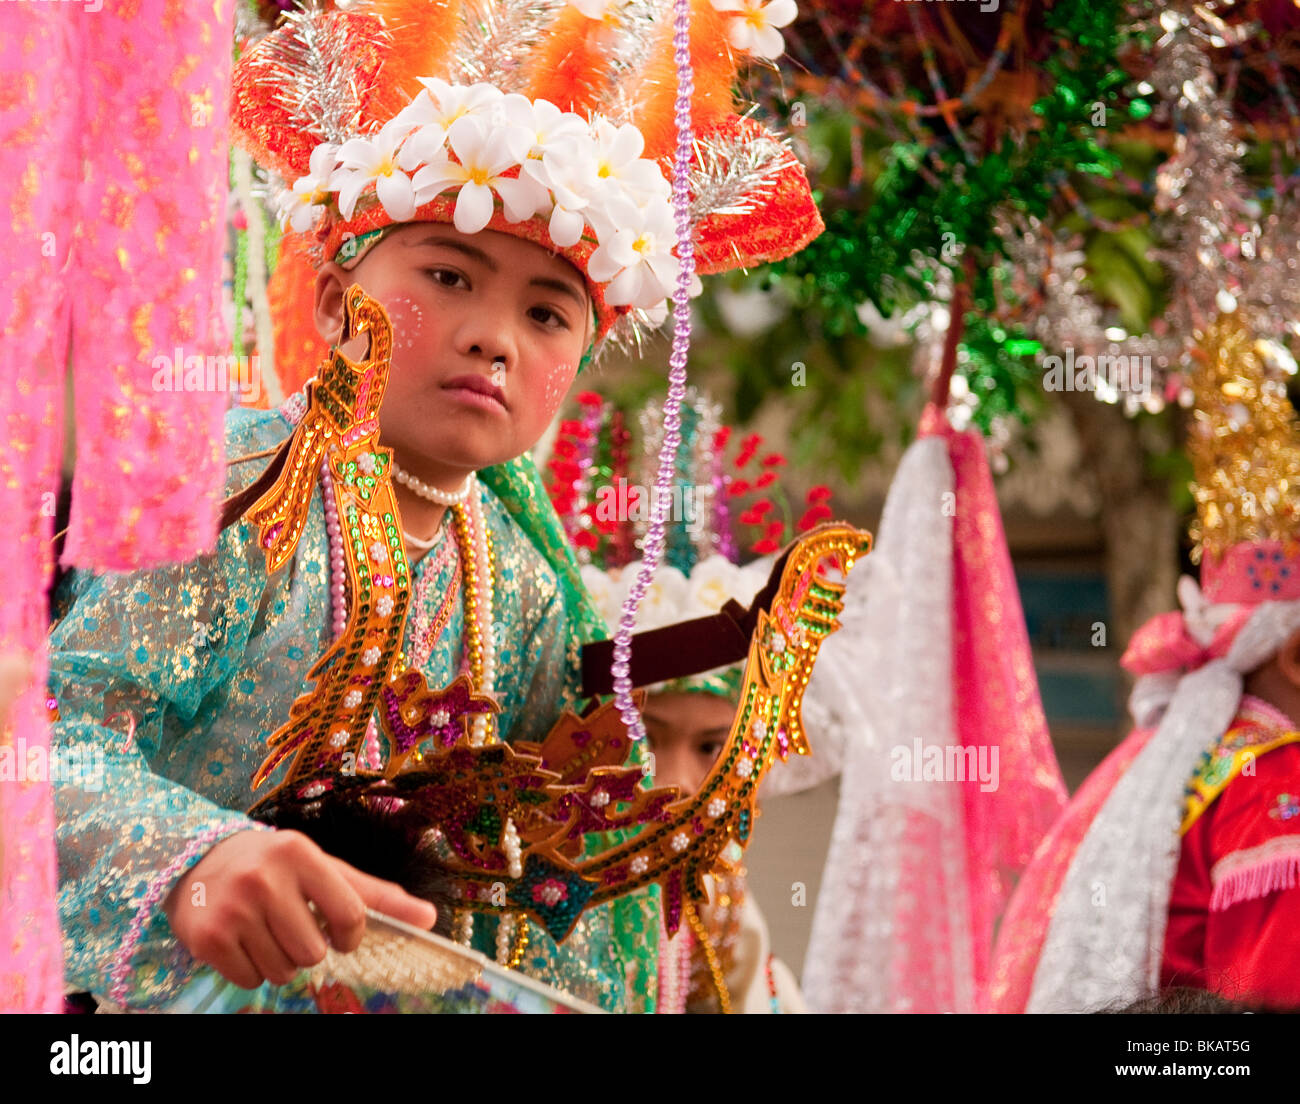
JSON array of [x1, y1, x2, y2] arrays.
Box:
[[800, 438, 975, 1012]]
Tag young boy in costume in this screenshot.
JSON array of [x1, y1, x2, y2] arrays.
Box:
[[547, 389, 806, 1012], [991, 315, 1300, 1013], [49, 0, 822, 1012]]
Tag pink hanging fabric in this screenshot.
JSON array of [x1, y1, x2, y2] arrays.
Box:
[[920, 404, 1070, 1008], [1, 0, 232, 1011]]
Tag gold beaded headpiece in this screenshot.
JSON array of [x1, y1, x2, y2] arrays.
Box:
[[1187, 312, 1300, 602]]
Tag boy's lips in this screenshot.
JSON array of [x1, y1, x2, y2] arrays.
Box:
[[441, 373, 508, 411]]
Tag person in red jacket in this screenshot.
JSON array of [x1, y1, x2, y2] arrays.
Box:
[[990, 315, 1300, 1013]]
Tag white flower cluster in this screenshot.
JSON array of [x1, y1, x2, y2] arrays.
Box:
[[579, 553, 774, 634], [568, 0, 797, 62], [278, 78, 701, 311]]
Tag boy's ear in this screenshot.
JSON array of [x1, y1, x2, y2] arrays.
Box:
[[314, 262, 351, 344]]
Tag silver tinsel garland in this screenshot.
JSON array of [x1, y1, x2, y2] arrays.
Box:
[[251, 1, 382, 145]]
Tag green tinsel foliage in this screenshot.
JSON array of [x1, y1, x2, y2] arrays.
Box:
[[764, 0, 1135, 431]]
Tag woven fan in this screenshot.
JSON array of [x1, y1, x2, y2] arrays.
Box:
[[309, 908, 605, 1013]]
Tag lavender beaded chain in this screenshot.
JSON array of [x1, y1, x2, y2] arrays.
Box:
[[609, 0, 697, 743]]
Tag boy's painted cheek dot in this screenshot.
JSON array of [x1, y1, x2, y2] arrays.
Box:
[[540, 360, 577, 420], [384, 295, 425, 354]]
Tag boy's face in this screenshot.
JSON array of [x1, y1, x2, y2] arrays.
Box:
[[643, 690, 736, 796], [313, 222, 592, 482]]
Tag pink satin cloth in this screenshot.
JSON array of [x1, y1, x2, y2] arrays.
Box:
[[920, 405, 1069, 1009], [1122, 607, 1254, 677], [1, 0, 232, 1011]]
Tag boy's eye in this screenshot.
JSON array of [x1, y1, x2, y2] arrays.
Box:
[[530, 305, 569, 330], [697, 739, 724, 760], [424, 267, 467, 289]]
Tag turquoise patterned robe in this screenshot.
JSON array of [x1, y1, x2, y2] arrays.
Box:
[[48, 403, 650, 1012]]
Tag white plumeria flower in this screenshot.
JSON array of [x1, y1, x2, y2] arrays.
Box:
[[333, 118, 417, 221], [282, 142, 339, 231], [395, 79, 504, 171], [587, 194, 683, 308], [411, 115, 548, 233], [710, 0, 797, 61], [636, 270, 703, 321], [579, 565, 618, 621], [639, 300, 671, 327], [568, 0, 621, 20], [500, 95, 590, 165], [588, 117, 672, 208], [533, 140, 604, 246]]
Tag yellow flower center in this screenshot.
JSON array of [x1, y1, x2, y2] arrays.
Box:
[[376, 155, 395, 178], [633, 233, 651, 255]]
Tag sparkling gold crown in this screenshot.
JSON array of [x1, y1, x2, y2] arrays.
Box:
[[1187, 312, 1300, 566]]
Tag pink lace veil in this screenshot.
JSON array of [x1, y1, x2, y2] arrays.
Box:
[[801, 405, 1066, 1011]]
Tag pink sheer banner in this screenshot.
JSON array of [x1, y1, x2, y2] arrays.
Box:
[[1, 0, 232, 1011], [920, 405, 1069, 1008]]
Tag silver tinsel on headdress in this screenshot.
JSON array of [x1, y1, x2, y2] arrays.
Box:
[[253, 0, 383, 144], [450, 0, 569, 89], [687, 119, 796, 220]]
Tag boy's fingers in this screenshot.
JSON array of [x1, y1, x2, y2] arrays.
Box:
[[334, 861, 437, 931], [295, 855, 368, 954], [211, 944, 263, 991], [240, 928, 301, 989], [266, 894, 329, 970]]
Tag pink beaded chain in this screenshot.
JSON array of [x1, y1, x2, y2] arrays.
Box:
[[656, 920, 693, 1015], [609, 0, 697, 743]]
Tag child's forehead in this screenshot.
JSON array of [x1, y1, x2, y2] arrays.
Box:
[[377, 224, 574, 273], [368, 225, 590, 299]]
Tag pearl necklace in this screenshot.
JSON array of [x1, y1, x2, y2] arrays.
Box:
[[392, 461, 474, 506], [402, 522, 446, 551]]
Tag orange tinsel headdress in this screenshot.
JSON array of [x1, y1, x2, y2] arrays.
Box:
[[232, 0, 823, 392]]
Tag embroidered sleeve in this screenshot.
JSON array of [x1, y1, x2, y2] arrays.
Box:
[[48, 518, 277, 1008], [1206, 743, 1300, 911], [1198, 744, 1300, 1006], [49, 412, 288, 1009]]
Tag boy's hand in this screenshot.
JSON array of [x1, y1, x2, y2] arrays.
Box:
[[163, 829, 438, 990]]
